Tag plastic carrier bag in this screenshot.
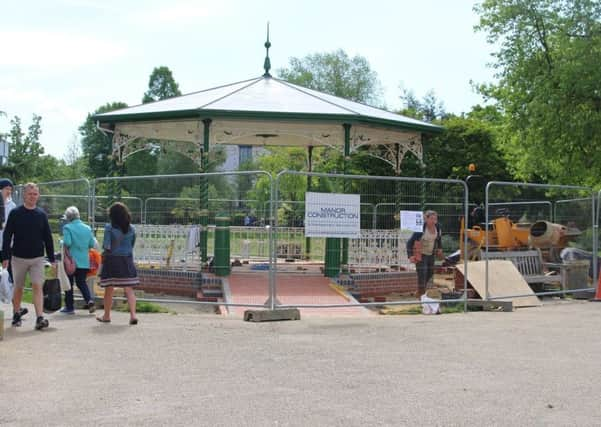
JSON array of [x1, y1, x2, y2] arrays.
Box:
[[0, 268, 12, 304]]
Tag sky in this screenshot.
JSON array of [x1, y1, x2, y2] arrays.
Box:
[[0, 0, 496, 160]]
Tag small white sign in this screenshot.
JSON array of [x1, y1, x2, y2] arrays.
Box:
[[400, 210, 424, 232], [305, 192, 360, 238]]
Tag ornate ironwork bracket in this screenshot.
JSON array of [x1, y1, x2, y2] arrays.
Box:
[[112, 130, 203, 166], [350, 126, 422, 174]]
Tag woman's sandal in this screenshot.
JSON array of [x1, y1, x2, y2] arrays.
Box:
[[96, 317, 111, 323], [129, 318, 138, 325]]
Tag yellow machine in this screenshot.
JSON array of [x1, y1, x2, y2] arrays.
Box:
[[460, 216, 530, 258], [460, 216, 579, 260]]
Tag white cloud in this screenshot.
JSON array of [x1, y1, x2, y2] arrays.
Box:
[[139, 0, 231, 25], [0, 31, 128, 67], [0, 87, 82, 127]]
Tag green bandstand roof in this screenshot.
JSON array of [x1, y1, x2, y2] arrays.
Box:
[[95, 75, 442, 135], [95, 32, 441, 169]]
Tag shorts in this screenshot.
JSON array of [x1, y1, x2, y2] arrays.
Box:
[[11, 256, 45, 288]]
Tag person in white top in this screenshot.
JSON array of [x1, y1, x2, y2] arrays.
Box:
[[406, 210, 443, 298], [0, 178, 17, 277]]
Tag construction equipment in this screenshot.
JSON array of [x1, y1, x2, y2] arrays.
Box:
[[460, 212, 580, 260]]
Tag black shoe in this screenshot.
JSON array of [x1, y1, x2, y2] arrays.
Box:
[[18, 307, 28, 318], [11, 312, 22, 327], [35, 316, 49, 330], [87, 301, 96, 314]]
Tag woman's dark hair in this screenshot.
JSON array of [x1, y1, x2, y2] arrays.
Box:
[[108, 202, 131, 234]]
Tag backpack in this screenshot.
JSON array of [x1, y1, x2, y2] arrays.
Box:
[[43, 278, 62, 313]]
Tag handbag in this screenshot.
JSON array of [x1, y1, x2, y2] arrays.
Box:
[[88, 248, 101, 277], [63, 245, 76, 275], [43, 278, 62, 313]]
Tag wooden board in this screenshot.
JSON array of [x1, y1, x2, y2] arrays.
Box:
[[456, 260, 542, 308]]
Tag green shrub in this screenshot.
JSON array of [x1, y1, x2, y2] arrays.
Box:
[[115, 301, 171, 313]]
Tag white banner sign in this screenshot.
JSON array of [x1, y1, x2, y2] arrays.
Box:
[[400, 210, 424, 232], [305, 192, 361, 238]]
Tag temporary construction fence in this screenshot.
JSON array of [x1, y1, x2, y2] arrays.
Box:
[[270, 170, 469, 310], [28, 172, 601, 313], [483, 181, 597, 302]]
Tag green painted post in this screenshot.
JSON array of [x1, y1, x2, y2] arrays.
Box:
[[395, 143, 402, 220], [341, 124, 351, 269], [214, 214, 231, 276], [200, 119, 211, 264], [305, 146, 313, 260], [324, 237, 341, 277]]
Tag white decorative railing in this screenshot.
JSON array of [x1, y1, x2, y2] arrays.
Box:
[[348, 229, 412, 269], [133, 224, 411, 271], [134, 224, 202, 270]]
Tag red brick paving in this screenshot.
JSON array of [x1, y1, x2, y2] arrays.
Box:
[[226, 272, 375, 317]]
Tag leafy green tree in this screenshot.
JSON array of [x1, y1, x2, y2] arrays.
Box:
[[8, 115, 45, 181], [80, 102, 128, 178], [142, 66, 182, 103], [427, 114, 512, 199], [61, 135, 87, 180], [278, 49, 383, 105], [244, 147, 307, 222], [35, 155, 73, 182], [399, 89, 447, 122], [0, 110, 6, 138], [475, 0, 601, 185], [138, 65, 186, 175]]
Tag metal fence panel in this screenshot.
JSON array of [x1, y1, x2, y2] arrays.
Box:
[[91, 171, 274, 311], [485, 182, 596, 301], [273, 170, 469, 310]]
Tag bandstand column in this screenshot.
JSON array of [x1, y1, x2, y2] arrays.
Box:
[[341, 123, 351, 269], [200, 118, 212, 265], [305, 145, 313, 260]]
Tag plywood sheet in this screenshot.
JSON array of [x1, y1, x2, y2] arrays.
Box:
[[456, 260, 542, 308]]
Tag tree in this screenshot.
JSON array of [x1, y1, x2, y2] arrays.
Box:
[[8, 115, 45, 181], [138, 65, 185, 175], [142, 66, 182, 103], [80, 102, 128, 178], [278, 49, 383, 105], [427, 113, 512, 186], [0, 110, 6, 138], [474, 0, 601, 186], [399, 88, 447, 122]]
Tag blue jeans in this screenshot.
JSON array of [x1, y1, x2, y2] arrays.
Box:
[[64, 268, 92, 310]]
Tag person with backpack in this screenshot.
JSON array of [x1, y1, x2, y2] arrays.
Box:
[[406, 210, 443, 298]]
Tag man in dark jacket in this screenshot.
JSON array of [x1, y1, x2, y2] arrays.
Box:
[[2, 183, 56, 330], [406, 210, 443, 297]]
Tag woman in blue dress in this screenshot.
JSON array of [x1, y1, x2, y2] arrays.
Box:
[[97, 202, 139, 325]]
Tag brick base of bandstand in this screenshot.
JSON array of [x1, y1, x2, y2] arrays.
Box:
[[137, 269, 205, 298], [338, 271, 419, 298], [136, 268, 419, 309]]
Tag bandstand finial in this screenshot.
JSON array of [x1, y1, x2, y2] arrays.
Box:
[[263, 22, 271, 77]]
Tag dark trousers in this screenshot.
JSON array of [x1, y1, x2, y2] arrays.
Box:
[[416, 254, 435, 292], [64, 268, 92, 310]]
